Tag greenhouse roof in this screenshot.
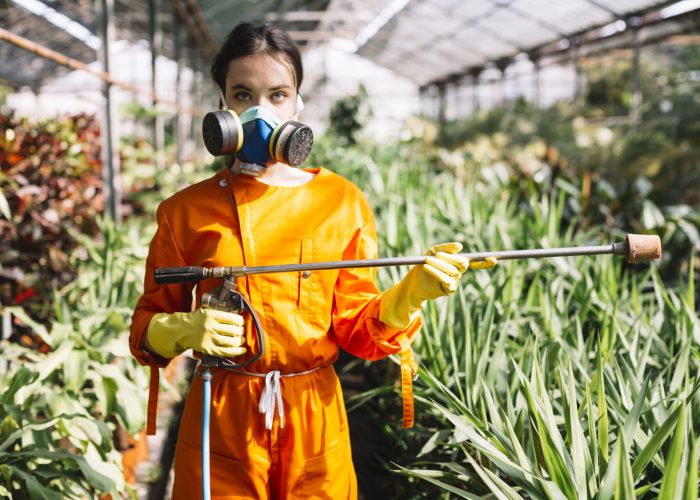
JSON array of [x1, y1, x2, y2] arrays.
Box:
[[356, 0, 694, 87], [0, 0, 697, 91], [0, 0, 337, 89]]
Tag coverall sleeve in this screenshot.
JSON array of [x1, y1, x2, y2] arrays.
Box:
[[130, 203, 196, 434], [129, 203, 195, 368], [331, 214, 422, 360]]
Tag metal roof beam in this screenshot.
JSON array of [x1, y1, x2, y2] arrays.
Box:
[[423, 0, 693, 87], [265, 10, 373, 22], [0, 26, 201, 113], [185, 0, 219, 49], [169, 0, 215, 60], [286, 29, 356, 41], [581, 0, 620, 16], [355, 0, 411, 49]]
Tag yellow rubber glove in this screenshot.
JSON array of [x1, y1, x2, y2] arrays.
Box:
[[379, 242, 497, 329], [145, 308, 246, 359]]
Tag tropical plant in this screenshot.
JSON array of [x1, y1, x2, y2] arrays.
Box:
[[0, 216, 153, 498], [309, 132, 699, 498]]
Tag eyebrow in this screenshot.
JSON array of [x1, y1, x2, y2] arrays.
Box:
[[230, 83, 293, 92]]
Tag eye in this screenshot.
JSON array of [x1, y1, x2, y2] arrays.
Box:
[[271, 92, 287, 102], [234, 92, 251, 101]]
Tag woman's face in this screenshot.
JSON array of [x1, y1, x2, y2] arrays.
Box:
[[224, 54, 298, 121]]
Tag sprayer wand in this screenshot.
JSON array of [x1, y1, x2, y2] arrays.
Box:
[[155, 233, 662, 285]]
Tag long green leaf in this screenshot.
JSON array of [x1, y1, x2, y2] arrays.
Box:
[[632, 402, 683, 479], [658, 403, 687, 500], [394, 465, 480, 500], [683, 431, 698, 500]]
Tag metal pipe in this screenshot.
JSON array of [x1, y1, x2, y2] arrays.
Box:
[[155, 235, 662, 285], [209, 244, 622, 278], [95, 0, 121, 223], [0, 27, 201, 115], [169, 0, 214, 60]]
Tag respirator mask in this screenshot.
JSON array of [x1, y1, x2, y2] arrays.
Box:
[[202, 91, 313, 176]]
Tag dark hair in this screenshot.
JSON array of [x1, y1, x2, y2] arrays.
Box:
[[211, 23, 303, 93]]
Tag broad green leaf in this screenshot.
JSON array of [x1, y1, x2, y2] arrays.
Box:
[[11, 449, 115, 492], [0, 483, 11, 499], [11, 468, 63, 500], [2, 307, 52, 347], [0, 366, 38, 405], [35, 341, 75, 384], [63, 349, 89, 393]]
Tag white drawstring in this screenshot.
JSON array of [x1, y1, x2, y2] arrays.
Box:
[[235, 366, 321, 430], [259, 370, 284, 430]]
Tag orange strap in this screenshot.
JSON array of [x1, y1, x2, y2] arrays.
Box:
[[146, 365, 160, 435], [397, 334, 418, 429]]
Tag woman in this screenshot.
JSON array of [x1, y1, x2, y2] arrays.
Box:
[[130, 22, 495, 499]]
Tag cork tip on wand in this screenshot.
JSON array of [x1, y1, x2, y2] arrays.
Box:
[[625, 234, 662, 263]]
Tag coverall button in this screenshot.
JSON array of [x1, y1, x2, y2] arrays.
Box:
[[301, 271, 311, 279], [219, 179, 229, 188]]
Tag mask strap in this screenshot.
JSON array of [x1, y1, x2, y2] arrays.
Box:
[[296, 93, 304, 113], [219, 88, 229, 110]]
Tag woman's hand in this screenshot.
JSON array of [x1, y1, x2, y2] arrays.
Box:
[[379, 242, 497, 328], [145, 308, 246, 359]]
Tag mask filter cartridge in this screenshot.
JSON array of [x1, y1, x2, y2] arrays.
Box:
[[202, 99, 313, 168], [202, 109, 243, 156]]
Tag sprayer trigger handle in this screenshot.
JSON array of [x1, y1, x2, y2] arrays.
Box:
[[155, 266, 205, 284]]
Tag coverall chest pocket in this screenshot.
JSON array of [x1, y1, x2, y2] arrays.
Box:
[[298, 235, 343, 317]]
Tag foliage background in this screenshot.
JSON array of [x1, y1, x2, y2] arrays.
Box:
[[0, 43, 698, 497]]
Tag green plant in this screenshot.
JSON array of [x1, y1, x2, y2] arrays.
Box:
[[0, 216, 153, 497], [309, 132, 698, 497], [328, 84, 371, 146]]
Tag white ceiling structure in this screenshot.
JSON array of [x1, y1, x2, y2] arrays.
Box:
[[0, 0, 700, 91], [355, 0, 699, 87], [2, 0, 698, 95]]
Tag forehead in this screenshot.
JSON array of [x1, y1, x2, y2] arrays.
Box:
[[225, 54, 296, 89]]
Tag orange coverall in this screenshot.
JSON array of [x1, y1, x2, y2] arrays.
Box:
[[130, 166, 421, 499]]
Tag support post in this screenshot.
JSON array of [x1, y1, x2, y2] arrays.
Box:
[[95, 0, 121, 222], [453, 80, 461, 120], [150, 0, 165, 170], [436, 82, 446, 125], [629, 17, 643, 122], [572, 37, 584, 110], [418, 86, 426, 118], [188, 43, 198, 161], [174, 15, 183, 166], [529, 51, 541, 107], [470, 67, 482, 113], [495, 58, 510, 106]]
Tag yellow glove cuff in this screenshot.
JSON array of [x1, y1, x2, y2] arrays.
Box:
[[146, 312, 182, 359], [379, 282, 424, 329]]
